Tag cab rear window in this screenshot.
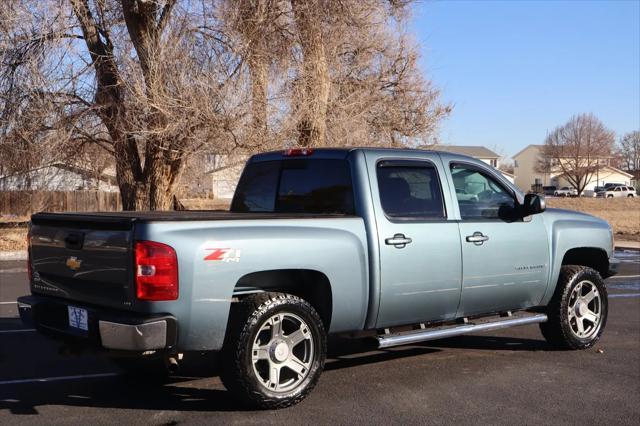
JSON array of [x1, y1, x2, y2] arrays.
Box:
[[231, 159, 355, 215]]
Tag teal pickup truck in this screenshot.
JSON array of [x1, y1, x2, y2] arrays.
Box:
[[18, 148, 617, 408]]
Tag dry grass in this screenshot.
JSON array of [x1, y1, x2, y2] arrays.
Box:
[[181, 198, 231, 211], [547, 197, 640, 240], [0, 228, 28, 251], [0, 216, 29, 223]]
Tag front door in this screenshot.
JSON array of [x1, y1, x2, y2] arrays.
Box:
[[447, 162, 550, 317], [370, 155, 463, 328]]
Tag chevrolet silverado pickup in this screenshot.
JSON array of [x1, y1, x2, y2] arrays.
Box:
[[18, 148, 618, 408]]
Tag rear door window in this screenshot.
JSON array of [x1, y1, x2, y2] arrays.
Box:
[[376, 161, 446, 219]]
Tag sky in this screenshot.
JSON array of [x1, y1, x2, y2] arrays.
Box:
[[411, 0, 640, 159]]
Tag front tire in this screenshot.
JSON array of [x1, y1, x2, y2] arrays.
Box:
[[540, 265, 608, 350], [220, 292, 327, 409]]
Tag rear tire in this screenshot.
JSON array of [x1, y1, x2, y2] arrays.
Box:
[[220, 292, 327, 409], [540, 265, 608, 350]]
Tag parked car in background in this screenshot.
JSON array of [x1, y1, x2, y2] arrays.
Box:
[[554, 186, 578, 197], [542, 186, 557, 196], [582, 186, 605, 198], [596, 186, 636, 198], [603, 183, 625, 190]]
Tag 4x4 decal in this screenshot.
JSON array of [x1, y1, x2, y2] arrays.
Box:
[[204, 247, 241, 262]]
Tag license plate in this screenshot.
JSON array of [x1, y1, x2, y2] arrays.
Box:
[[68, 306, 88, 331]]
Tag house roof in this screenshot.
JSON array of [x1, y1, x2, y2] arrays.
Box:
[[597, 166, 633, 178], [0, 163, 115, 184], [512, 144, 544, 159], [434, 145, 500, 159]]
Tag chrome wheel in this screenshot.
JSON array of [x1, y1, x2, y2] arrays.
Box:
[[567, 280, 602, 339], [252, 312, 314, 393]]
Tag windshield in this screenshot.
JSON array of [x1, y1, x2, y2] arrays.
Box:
[[231, 159, 355, 215]]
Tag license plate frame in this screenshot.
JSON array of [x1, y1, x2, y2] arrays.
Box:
[[67, 306, 89, 331]]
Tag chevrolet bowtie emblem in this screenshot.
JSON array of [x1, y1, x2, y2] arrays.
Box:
[[66, 256, 82, 271]]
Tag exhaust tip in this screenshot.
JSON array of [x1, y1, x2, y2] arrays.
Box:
[[166, 356, 179, 374]]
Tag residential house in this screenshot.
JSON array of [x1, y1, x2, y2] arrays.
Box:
[[0, 163, 118, 192], [512, 144, 633, 193], [435, 145, 514, 183], [206, 154, 250, 200]]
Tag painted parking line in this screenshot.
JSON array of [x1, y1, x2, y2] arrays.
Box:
[[0, 268, 27, 273], [609, 293, 640, 299], [0, 301, 17, 305], [0, 373, 119, 386], [0, 329, 35, 334]]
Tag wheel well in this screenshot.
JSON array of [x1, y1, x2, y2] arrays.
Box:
[[562, 248, 609, 277], [234, 269, 333, 330]]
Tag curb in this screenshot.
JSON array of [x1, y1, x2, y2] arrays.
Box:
[[615, 241, 640, 251], [0, 251, 27, 261], [616, 246, 640, 252]]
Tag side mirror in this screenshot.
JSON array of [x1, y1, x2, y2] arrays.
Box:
[[522, 193, 546, 216]]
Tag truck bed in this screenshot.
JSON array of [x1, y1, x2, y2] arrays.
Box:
[[28, 211, 361, 311]]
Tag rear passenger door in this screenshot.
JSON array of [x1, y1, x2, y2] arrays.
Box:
[[369, 155, 463, 328]]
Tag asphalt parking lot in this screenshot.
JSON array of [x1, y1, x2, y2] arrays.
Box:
[[1, 251, 639, 425]]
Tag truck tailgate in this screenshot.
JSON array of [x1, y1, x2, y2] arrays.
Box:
[[29, 213, 135, 309]]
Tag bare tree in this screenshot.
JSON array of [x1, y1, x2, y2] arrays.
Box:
[[1, 0, 450, 208], [221, 0, 292, 147], [2, 0, 243, 209], [287, 0, 450, 148], [616, 130, 640, 173], [289, 0, 330, 146], [540, 114, 615, 195]]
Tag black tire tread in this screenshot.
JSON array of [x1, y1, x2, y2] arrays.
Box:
[[540, 265, 607, 350], [220, 292, 326, 409]]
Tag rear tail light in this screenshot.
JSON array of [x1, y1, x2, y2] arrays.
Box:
[[134, 241, 179, 301], [283, 148, 314, 157]]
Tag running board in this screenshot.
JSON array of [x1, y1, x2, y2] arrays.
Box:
[[377, 313, 548, 349]]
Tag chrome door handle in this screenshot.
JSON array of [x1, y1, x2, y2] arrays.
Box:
[[385, 233, 412, 248], [466, 232, 489, 246]]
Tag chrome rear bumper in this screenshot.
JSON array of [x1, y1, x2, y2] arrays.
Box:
[[17, 295, 177, 352]]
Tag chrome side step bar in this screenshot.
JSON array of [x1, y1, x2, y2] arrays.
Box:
[[377, 313, 548, 349]]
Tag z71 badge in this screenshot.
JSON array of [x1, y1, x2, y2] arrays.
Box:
[[204, 247, 241, 262]]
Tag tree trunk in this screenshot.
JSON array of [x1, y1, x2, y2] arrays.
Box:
[[249, 54, 268, 144], [291, 0, 330, 147], [147, 158, 185, 211], [71, 0, 147, 210], [236, 0, 269, 145]]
